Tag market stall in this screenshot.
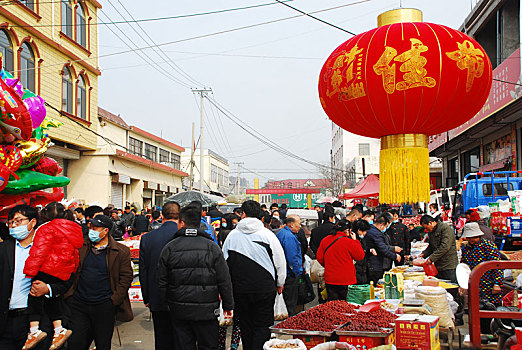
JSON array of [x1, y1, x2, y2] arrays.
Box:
[[269, 262, 459, 349]]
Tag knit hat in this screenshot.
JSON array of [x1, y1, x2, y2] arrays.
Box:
[[469, 211, 481, 222], [461, 222, 484, 238]]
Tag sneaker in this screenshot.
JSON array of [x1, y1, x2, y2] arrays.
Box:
[[49, 328, 72, 350], [22, 330, 47, 350]]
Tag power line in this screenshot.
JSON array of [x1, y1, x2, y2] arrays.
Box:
[[110, 0, 204, 88], [0, 0, 295, 28], [274, 0, 358, 35]]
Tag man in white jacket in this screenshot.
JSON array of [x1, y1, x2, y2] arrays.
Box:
[[222, 200, 286, 350]]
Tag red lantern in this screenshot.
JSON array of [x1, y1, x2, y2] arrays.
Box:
[[318, 9, 492, 204]]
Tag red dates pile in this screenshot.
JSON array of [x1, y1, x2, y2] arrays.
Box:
[[341, 309, 397, 332], [275, 301, 355, 332]]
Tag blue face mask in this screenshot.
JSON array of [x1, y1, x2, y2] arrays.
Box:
[[9, 224, 30, 240], [393, 219, 399, 223], [222, 222, 227, 228], [88, 229, 103, 243], [368, 220, 374, 225]]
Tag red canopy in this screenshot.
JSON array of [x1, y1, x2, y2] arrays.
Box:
[[338, 174, 379, 200]]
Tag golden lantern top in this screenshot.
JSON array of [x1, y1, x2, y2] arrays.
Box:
[[377, 8, 423, 27]]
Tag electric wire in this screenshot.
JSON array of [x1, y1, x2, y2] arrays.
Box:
[[0, 0, 296, 28], [109, 0, 204, 88], [274, 0, 357, 35], [98, 8, 192, 89]]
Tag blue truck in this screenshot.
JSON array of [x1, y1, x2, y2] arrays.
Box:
[[452, 171, 522, 250]]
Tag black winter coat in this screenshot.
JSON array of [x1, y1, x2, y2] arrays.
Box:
[[387, 221, 410, 255], [355, 236, 368, 284], [157, 227, 234, 321], [310, 222, 336, 255], [365, 225, 398, 272], [134, 215, 150, 234]]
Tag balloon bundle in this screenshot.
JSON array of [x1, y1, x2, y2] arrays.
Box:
[[0, 63, 69, 218]]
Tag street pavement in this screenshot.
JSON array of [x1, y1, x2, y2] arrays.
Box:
[[107, 303, 154, 349]]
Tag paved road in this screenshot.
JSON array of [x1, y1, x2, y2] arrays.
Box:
[[107, 303, 154, 349]]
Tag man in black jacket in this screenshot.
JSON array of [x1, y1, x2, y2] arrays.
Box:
[[365, 214, 401, 284], [157, 204, 233, 350], [310, 213, 336, 255], [139, 201, 180, 350], [387, 209, 410, 265], [0, 205, 69, 349]]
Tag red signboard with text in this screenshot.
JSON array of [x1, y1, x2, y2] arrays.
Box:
[[448, 48, 521, 139]]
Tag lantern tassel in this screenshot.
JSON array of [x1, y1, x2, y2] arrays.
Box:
[[379, 134, 430, 204]]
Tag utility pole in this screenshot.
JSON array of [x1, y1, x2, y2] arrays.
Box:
[[192, 88, 212, 192], [189, 122, 195, 190], [234, 162, 243, 195]]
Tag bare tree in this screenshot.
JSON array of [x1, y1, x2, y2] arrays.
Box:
[[317, 163, 345, 197]]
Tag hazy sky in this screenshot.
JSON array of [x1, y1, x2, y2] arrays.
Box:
[[98, 0, 474, 186]]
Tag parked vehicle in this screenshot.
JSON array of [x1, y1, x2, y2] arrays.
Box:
[[430, 188, 455, 222], [452, 171, 522, 221]]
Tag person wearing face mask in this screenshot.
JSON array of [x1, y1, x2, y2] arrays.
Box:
[[362, 210, 375, 225], [21, 202, 83, 350], [0, 205, 72, 350], [65, 214, 133, 350], [460, 222, 503, 305], [364, 214, 401, 285], [429, 203, 442, 223], [316, 219, 365, 301], [420, 215, 458, 282], [386, 209, 410, 266], [353, 219, 372, 285]]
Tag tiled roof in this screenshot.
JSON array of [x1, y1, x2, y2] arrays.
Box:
[[98, 107, 130, 129]]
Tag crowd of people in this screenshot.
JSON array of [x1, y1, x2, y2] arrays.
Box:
[[0, 198, 506, 350]]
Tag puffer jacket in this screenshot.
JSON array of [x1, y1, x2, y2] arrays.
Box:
[[24, 219, 84, 281], [157, 227, 233, 321], [365, 225, 398, 273]]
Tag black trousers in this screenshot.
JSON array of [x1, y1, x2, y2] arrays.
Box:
[[235, 291, 276, 350], [152, 310, 180, 350], [171, 318, 218, 350], [282, 275, 298, 316], [0, 311, 52, 350], [28, 271, 65, 323], [326, 284, 348, 301], [368, 268, 384, 286], [67, 297, 115, 350]]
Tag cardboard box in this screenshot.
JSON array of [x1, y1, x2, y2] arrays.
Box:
[[395, 314, 440, 350], [338, 333, 394, 350], [293, 335, 329, 349]]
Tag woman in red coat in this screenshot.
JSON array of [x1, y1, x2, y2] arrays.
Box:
[[22, 202, 83, 350], [317, 219, 365, 301]]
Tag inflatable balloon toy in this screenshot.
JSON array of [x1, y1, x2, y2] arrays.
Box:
[[2, 169, 70, 195], [15, 138, 51, 168], [0, 187, 65, 218], [24, 95, 46, 129], [0, 77, 33, 141], [31, 157, 62, 176], [5, 77, 23, 99], [0, 145, 21, 192]]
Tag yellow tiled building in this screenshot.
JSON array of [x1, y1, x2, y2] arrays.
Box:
[[0, 0, 101, 196]]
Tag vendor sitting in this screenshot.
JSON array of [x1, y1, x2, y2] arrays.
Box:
[[460, 222, 503, 306]]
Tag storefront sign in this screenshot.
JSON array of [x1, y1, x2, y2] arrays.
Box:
[[428, 133, 447, 152], [448, 48, 521, 140], [271, 193, 323, 208]]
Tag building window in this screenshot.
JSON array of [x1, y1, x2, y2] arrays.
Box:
[[171, 153, 180, 170], [20, 42, 35, 92], [144, 143, 157, 162], [0, 30, 13, 74], [359, 143, 370, 156], [19, 0, 34, 11], [61, 0, 73, 37], [76, 75, 87, 119], [211, 164, 218, 183], [129, 137, 142, 156], [159, 149, 170, 164], [62, 66, 73, 114], [76, 4, 86, 47]]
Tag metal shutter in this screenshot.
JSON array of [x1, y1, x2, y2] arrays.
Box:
[[111, 183, 123, 208]]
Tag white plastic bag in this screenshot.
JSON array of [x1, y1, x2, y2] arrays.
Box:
[[264, 338, 306, 350], [274, 293, 288, 321], [218, 302, 233, 327]]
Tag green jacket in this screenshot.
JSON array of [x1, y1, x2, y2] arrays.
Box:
[[422, 222, 458, 272]]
